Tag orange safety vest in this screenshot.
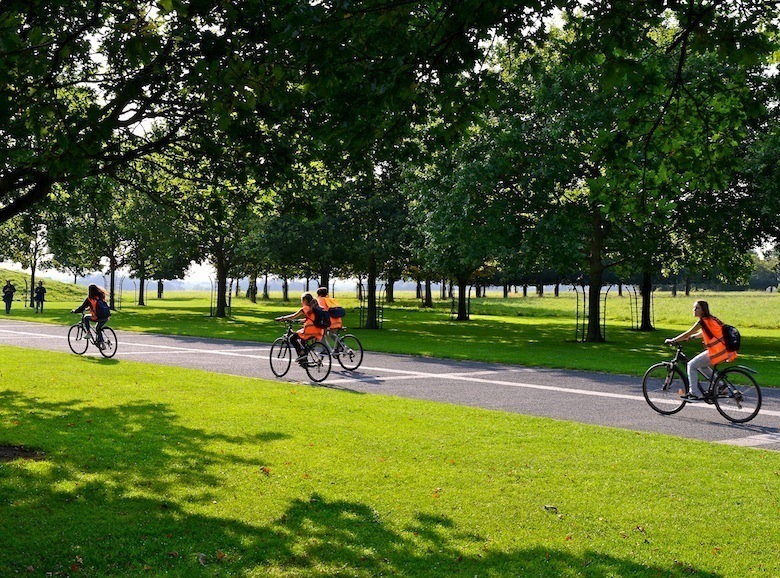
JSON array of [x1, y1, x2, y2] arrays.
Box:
[[700, 316, 737, 365]]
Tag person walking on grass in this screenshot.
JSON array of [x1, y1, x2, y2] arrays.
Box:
[[274, 292, 324, 364], [34, 281, 46, 313], [2, 280, 16, 314], [665, 300, 737, 400]]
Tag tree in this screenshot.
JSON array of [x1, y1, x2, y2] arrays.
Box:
[[474, 3, 778, 340], [2, 0, 567, 224], [119, 189, 197, 305], [0, 211, 51, 307]]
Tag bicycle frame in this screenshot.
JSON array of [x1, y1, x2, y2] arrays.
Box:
[[668, 344, 757, 396]]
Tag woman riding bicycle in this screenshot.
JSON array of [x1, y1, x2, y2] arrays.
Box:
[[275, 292, 324, 363], [665, 300, 737, 400]]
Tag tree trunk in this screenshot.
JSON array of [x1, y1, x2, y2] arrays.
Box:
[[263, 273, 269, 299], [639, 270, 654, 331], [109, 254, 117, 310], [248, 274, 257, 303], [320, 266, 330, 294], [29, 263, 36, 308], [585, 210, 606, 343], [157, 280, 164, 299], [214, 253, 229, 318], [424, 277, 433, 308], [138, 276, 146, 306], [455, 274, 469, 321], [364, 254, 379, 329], [503, 284, 509, 298], [282, 277, 289, 301], [385, 278, 395, 303]]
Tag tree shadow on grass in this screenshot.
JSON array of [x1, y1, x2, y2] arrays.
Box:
[[0, 390, 721, 577]]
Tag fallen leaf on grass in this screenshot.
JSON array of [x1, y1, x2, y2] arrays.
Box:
[[197, 553, 208, 566]]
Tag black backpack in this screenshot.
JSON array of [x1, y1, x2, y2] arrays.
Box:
[[96, 298, 111, 319], [722, 324, 741, 352], [310, 302, 331, 329], [702, 317, 740, 352], [328, 306, 346, 318]]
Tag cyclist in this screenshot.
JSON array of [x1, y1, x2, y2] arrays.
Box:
[[71, 284, 111, 348], [316, 287, 343, 331], [665, 300, 737, 399], [275, 292, 324, 363]]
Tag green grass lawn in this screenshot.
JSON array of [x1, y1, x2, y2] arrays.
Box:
[[2, 346, 779, 577], [12, 286, 780, 386]]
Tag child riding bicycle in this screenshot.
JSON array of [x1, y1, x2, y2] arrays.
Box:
[[71, 284, 111, 348], [275, 292, 324, 363], [316, 286, 344, 331]]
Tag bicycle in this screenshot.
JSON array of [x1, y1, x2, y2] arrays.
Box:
[[322, 327, 364, 371], [67, 315, 118, 359], [642, 343, 761, 423], [269, 320, 332, 382]]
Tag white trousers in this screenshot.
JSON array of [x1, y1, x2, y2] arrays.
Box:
[[688, 350, 713, 394]]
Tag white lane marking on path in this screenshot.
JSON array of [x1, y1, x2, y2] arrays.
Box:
[[332, 366, 780, 418], [0, 328, 63, 339], [718, 432, 780, 447], [118, 341, 270, 359]]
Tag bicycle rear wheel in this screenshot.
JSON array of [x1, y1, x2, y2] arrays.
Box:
[[642, 363, 687, 415], [335, 334, 364, 371], [270, 337, 292, 377], [304, 341, 331, 383], [714, 367, 761, 423], [99, 327, 118, 358], [67, 324, 88, 355]]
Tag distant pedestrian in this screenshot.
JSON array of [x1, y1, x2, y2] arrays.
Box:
[[2, 280, 16, 314], [34, 281, 46, 313]]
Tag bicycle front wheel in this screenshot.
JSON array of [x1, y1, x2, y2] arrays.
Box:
[[304, 341, 331, 383], [714, 367, 761, 423], [99, 327, 118, 358], [335, 334, 364, 371], [642, 363, 687, 415], [269, 337, 292, 377], [67, 324, 88, 355]]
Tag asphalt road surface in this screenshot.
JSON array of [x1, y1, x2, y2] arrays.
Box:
[[2, 318, 779, 451]]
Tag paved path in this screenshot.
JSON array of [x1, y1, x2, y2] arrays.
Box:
[[2, 318, 780, 451]]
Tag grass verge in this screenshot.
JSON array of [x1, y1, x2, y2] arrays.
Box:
[[1, 346, 779, 577]]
